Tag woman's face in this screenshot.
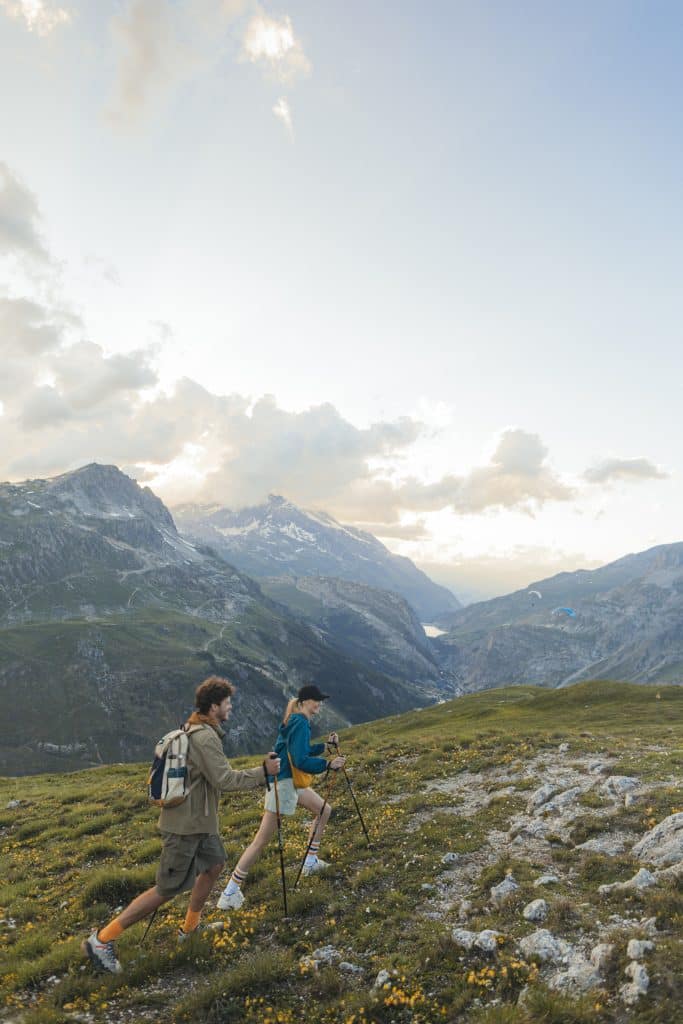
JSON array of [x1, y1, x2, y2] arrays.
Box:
[[301, 698, 321, 718]]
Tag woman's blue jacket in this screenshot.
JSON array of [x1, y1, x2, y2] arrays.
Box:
[[272, 713, 327, 781]]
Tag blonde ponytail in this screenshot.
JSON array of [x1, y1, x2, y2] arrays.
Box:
[[282, 697, 299, 725]]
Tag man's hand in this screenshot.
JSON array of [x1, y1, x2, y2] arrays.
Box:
[[264, 752, 281, 776], [329, 755, 346, 771]]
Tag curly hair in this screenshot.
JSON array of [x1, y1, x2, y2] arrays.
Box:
[[194, 676, 235, 714]]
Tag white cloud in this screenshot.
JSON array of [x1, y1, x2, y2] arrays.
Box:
[[583, 456, 668, 484], [272, 96, 293, 138], [242, 12, 310, 82], [390, 429, 574, 517], [0, 163, 49, 263], [107, 0, 249, 125], [0, 0, 69, 35]]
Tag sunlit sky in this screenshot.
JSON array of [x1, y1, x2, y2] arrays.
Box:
[[1, 1, 681, 600]]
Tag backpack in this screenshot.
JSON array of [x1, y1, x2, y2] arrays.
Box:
[[148, 725, 205, 808]]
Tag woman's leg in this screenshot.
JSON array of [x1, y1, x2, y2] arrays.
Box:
[[218, 812, 280, 905], [236, 812, 280, 873], [297, 788, 333, 857]]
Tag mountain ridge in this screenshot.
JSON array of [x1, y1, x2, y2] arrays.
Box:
[[172, 495, 461, 621]]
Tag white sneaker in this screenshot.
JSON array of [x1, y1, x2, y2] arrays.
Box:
[[81, 931, 122, 974], [217, 887, 245, 910], [302, 858, 330, 877]]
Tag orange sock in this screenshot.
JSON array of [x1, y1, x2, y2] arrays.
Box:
[[183, 909, 201, 934], [97, 918, 124, 943]]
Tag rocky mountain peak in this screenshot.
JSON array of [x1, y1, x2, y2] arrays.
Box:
[[46, 463, 175, 530]]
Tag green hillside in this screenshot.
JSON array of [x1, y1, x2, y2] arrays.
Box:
[[1, 681, 681, 1023]]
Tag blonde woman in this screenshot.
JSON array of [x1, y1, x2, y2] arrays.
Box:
[[217, 684, 345, 909]]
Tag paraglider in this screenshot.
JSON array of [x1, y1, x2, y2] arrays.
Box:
[[551, 607, 576, 618], [528, 589, 542, 602]]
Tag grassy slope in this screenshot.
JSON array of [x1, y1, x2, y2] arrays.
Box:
[[0, 680, 681, 1024]]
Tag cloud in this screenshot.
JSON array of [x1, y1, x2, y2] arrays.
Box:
[[391, 429, 573, 517], [0, 163, 49, 263], [583, 456, 668, 485], [0, 0, 69, 35], [241, 12, 310, 82], [272, 96, 293, 138], [107, 0, 248, 124]]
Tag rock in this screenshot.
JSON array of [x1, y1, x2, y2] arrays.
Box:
[[599, 868, 657, 895], [474, 929, 502, 953], [627, 939, 654, 959], [624, 792, 638, 808], [558, 743, 570, 753], [577, 835, 626, 856], [373, 969, 391, 989], [534, 874, 560, 887], [590, 943, 614, 971], [620, 962, 649, 1004], [601, 776, 639, 797], [527, 784, 557, 813], [441, 852, 459, 865], [541, 786, 583, 815], [421, 883, 436, 891], [338, 961, 364, 975], [518, 929, 570, 964], [549, 956, 601, 993], [490, 875, 519, 905], [6, 800, 21, 809], [522, 899, 548, 922], [631, 812, 683, 867], [588, 760, 607, 774], [457, 899, 473, 920], [312, 945, 341, 965], [451, 928, 477, 950]]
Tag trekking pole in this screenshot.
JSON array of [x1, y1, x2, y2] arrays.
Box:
[[140, 908, 158, 946], [293, 767, 336, 891], [332, 742, 372, 849], [271, 775, 289, 918]]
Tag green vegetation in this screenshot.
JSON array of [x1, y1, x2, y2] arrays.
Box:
[[0, 680, 681, 1023]]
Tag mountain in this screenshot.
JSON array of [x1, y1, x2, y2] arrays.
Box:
[[3, 680, 681, 1022], [172, 495, 460, 621], [0, 465, 435, 774], [432, 542, 683, 693], [260, 575, 448, 700]]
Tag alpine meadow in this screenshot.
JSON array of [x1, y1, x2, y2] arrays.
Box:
[[2, 2, 683, 1024]]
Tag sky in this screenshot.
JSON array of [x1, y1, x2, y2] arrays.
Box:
[[0, 0, 680, 602]]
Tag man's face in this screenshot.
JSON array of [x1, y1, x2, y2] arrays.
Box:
[[216, 696, 232, 722]]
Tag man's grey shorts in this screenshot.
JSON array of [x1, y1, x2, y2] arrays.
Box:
[[156, 831, 227, 898]]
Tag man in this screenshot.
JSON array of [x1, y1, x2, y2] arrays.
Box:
[[82, 675, 280, 973]]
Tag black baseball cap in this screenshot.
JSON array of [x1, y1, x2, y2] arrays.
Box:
[[297, 684, 330, 702]]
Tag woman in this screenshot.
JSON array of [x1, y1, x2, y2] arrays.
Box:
[[217, 684, 345, 909]]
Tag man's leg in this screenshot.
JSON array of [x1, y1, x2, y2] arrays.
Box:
[[82, 887, 171, 974]]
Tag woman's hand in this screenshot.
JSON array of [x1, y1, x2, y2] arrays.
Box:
[[329, 755, 346, 771], [327, 732, 339, 746]]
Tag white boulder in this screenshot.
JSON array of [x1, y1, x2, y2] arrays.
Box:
[[518, 929, 570, 964], [632, 812, 683, 867], [620, 962, 649, 1005], [522, 899, 548, 922], [627, 939, 654, 959], [490, 875, 519, 905]]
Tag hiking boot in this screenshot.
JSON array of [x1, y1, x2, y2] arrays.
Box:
[[81, 931, 122, 974], [302, 857, 330, 877], [217, 888, 244, 910]]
